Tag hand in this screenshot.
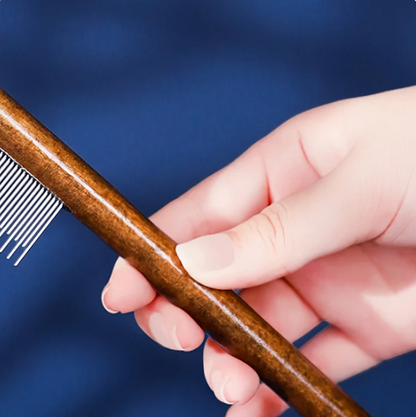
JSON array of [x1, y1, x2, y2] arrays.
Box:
[[101, 86, 416, 417]]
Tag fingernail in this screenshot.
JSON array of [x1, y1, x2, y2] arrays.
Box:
[[101, 285, 119, 314], [210, 371, 234, 405], [176, 234, 235, 274], [148, 312, 184, 351], [111, 257, 130, 277]]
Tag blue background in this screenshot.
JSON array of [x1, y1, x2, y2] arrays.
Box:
[[0, 1, 415, 416]]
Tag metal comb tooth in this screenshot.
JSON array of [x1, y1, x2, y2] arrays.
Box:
[[0, 150, 63, 266]]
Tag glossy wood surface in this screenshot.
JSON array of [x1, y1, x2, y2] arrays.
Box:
[[0, 88, 370, 417]]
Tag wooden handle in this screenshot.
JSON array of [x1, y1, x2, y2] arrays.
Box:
[[0, 88, 370, 417]]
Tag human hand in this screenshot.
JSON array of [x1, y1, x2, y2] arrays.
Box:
[[101, 86, 416, 417]]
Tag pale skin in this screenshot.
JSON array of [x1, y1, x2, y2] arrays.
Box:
[[101, 86, 416, 416]]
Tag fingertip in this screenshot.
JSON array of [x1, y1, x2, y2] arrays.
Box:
[[204, 339, 260, 406], [175, 316, 205, 351], [176, 234, 238, 289], [223, 371, 260, 406], [225, 384, 287, 417], [102, 258, 157, 314], [135, 297, 205, 352], [112, 257, 131, 273], [177, 234, 234, 271]]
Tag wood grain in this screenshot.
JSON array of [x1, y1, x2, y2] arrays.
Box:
[[0, 88, 370, 417]]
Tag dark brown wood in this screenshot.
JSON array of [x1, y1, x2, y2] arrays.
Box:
[[0, 87, 370, 417]]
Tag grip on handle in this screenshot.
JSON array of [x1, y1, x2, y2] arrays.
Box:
[[0, 88, 370, 417]]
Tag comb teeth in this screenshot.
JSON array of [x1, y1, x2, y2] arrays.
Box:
[[0, 150, 63, 266]]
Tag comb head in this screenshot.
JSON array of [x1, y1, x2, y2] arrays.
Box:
[[0, 150, 63, 266]]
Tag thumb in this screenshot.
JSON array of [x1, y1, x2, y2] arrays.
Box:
[[176, 158, 384, 289]]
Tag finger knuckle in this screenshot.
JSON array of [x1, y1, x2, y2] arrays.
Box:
[[251, 203, 290, 259]]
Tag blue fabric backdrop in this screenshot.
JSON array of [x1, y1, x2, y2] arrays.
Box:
[[0, 1, 415, 416]]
